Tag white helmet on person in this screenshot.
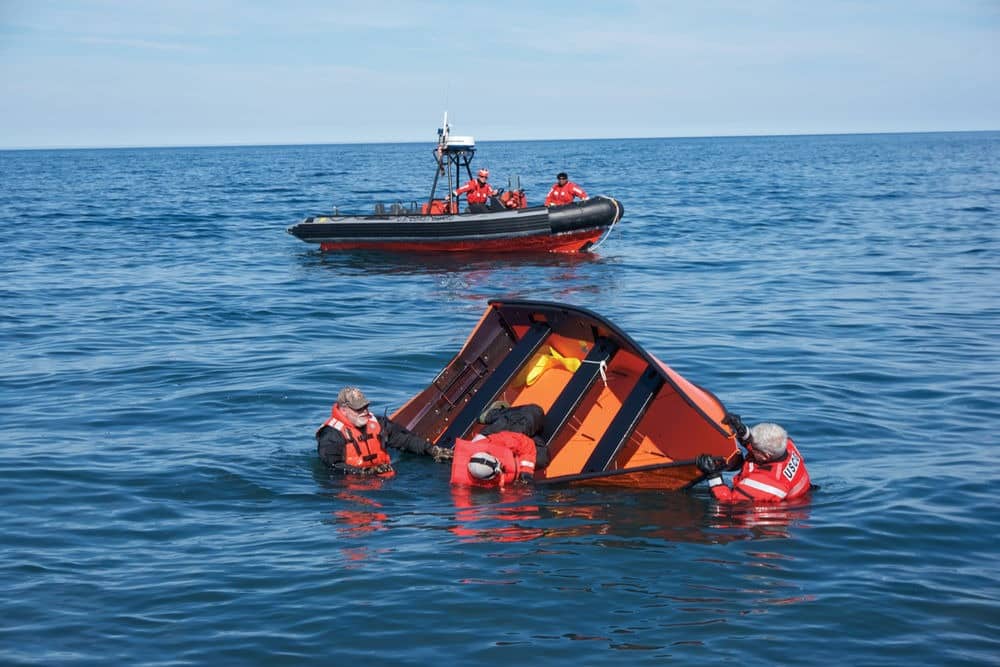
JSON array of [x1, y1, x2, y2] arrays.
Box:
[[468, 452, 503, 480]]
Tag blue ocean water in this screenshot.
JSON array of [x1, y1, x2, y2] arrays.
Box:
[[2, 132, 999, 665]]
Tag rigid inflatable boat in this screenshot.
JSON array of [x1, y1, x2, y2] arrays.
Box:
[[287, 115, 624, 254], [392, 300, 741, 490]]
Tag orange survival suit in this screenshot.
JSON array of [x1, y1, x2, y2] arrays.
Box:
[[451, 432, 538, 489], [708, 438, 811, 504], [544, 181, 588, 207], [454, 178, 496, 206]]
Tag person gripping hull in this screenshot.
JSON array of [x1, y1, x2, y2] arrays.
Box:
[[696, 416, 812, 503]]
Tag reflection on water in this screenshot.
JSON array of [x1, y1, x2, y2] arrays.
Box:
[[708, 498, 814, 541], [301, 247, 623, 303], [328, 491, 390, 538], [314, 461, 814, 548], [305, 247, 602, 276], [315, 471, 392, 541], [370, 486, 813, 548], [450, 485, 546, 544]]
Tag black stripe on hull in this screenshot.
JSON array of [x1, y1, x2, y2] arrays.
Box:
[[538, 337, 620, 448], [581, 366, 665, 474], [436, 322, 552, 446]]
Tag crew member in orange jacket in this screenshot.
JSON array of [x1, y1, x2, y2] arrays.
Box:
[[453, 168, 498, 212], [696, 416, 812, 503], [450, 402, 549, 488], [317, 386, 452, 476], [452, 431, 539, 488], [544, 172, 588, 207]]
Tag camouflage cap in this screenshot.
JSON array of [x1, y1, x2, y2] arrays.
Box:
[[337, 386, 370, 410]]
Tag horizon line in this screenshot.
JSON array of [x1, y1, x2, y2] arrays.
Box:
[[2, 127, 996, 152]]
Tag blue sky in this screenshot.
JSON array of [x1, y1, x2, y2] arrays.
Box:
[[1, 1, 998, 149]]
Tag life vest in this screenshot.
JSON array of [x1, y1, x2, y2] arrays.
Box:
[[709, 438, 810, 503], [500, 190, 527, 209], [318, 405, 395, 477], [451, 431, 537, 489]]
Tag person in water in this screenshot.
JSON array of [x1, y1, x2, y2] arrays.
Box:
[[317, 386, 452, 477], [696, 415, 811, 503], [453, 168, 499, 213], [451, 402, 550, 488], [544, 172, 588, 207]]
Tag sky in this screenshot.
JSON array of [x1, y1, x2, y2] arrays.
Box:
[[1, 0, 998, 149]]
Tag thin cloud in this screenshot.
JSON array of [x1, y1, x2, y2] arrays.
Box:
[[78, 36, 205, 53]]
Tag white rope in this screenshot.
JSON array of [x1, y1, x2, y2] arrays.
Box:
[[588, 195, 622, 251], [581, 358, 608, 386]]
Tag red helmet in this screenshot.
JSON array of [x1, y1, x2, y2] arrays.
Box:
[[477, 168, 489, 178]]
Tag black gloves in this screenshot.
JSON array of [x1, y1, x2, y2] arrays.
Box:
[[342, 463, 394, 476], [427, 445, 453, 463], [722, 413, 752, 445], [515, 472, 533, 485], [696, 453, 726, 476]]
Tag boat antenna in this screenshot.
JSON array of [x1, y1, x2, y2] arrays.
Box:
[[430, 112, 451, 207], [438, 112, 449, 176]]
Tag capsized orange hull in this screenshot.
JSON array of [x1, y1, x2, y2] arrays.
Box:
[[392, 300, 740, 490]]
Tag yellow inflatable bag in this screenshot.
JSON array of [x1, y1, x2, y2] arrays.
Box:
[[525, 347, 582, 386]]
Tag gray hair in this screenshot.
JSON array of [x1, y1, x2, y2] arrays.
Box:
[[750, 423, 788, 461]]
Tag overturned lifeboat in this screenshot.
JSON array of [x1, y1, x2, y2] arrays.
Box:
[[392, 300, 742, 490], [287, 116, 624, 254]]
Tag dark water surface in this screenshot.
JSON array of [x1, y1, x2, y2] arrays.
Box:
[[2, 132, 999, 665]]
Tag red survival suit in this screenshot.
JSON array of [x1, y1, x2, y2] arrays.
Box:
[[454, 178, 496, 206], [544, 181, 588, 207], [451, 432, 537, 489], [317, 405, 395, 477], [708, 438, 810, 503]]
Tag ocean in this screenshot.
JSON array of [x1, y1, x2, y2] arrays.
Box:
[[2, 131, 998, 665]]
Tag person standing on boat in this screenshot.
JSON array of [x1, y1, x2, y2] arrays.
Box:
[[317, 386, 453, 477], [544, 172, 588, 207], [696, 416, 812, 504], [453, 168, 498, 213]]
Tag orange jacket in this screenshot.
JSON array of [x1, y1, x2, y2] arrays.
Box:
[[544, 181, 588, 207], [317, 405, 394, 477], [451, 432, 537, 488], [708, 438, 810, 503], [455, 178, 496, 205]]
